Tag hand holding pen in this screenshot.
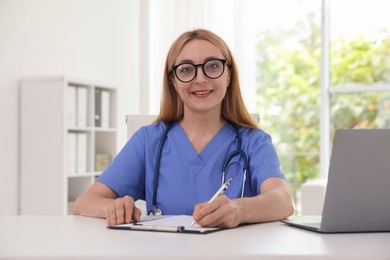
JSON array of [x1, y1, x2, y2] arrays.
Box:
[[191, 178, 233, 226]]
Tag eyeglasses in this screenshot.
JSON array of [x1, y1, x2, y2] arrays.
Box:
[[171, 58, 230, 83]]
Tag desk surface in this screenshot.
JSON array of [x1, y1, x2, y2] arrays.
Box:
[[1, 215, 389, 260]]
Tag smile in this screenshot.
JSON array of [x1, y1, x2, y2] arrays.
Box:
[[192, 90, 212, 95]]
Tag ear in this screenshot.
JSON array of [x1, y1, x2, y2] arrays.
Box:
[[169, 75, 178, 91], [227, 71, 231, 87], [171, 81, 180, 93], [172, 80, 178, 92]]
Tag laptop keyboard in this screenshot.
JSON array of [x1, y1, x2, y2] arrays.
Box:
[[303, 222, 321, 228]]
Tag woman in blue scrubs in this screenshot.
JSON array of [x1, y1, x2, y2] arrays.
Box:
[[73, 29, 294, 228]]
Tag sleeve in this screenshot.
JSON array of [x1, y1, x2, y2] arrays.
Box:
[[96, 129, 147, 200], [246, 129, 285, 195]]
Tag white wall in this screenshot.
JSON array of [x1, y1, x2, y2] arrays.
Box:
[[0, 0, 141, 216]]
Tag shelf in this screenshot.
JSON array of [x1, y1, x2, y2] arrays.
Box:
[[20, 76, 117, 215], [68, 172, 102, 178], [94, 127, 117, 132]]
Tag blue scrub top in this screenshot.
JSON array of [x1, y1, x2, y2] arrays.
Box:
[[97, 122, 284, 215]]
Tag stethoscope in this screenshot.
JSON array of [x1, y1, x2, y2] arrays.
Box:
[[149, 122, 249, 215]]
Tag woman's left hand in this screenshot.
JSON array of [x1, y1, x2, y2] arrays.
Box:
[[192, 195, 241, 228]]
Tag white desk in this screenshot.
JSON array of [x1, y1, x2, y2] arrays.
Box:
[[1, 215, 389, 260]]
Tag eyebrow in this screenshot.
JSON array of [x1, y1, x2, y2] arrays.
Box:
[[175, 56, 222, 65]]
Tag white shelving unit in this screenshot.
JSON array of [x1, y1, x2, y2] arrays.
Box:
[[20, 76, 117, 215]]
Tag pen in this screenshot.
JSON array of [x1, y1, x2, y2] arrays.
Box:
[[190, 178, 233, 226], [132, 223, 185, 233]]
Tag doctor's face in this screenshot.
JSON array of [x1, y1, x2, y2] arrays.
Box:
[[171, 39, 231, 116]]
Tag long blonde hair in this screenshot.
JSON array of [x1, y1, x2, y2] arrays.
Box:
[[155, 29, 258, 129]]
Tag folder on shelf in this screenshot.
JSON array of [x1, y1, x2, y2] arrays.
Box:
[[101, 90, 110, 128], [67, 132, 77, 174], [95, 89, 102, 127], [67, 86, 77, 128], [77, 87, 88, 127], [107, 215, 222, 234], [76, 132, 88, 173]]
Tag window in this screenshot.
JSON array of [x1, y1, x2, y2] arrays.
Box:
[[251, 0, 322, 205], [253, 0, 390, 206], [328, 0, 390, 136]]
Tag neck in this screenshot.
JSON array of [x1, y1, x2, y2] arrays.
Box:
[[179, 110, 227, 154], [180, 110, 226, 133]]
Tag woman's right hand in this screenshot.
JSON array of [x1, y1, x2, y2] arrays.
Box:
[[73, 182, 142, 226], [104, 195, 142, 226]]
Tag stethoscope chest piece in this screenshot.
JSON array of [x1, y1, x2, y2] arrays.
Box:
[[148, 206, 163, 216]]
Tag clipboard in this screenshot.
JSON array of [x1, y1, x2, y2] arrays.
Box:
[[107, 215, 222, 234]]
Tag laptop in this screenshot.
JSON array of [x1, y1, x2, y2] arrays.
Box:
[[282, 129, 390, 233]]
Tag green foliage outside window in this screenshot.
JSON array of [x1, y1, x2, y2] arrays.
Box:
[[256, 20, 390, 198]]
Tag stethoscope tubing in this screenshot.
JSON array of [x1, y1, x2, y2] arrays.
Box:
[[151, 122, 173, 215], [150, 122, 249, 215]]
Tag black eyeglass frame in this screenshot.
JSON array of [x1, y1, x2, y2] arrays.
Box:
[[170, 58, 231, 83]]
